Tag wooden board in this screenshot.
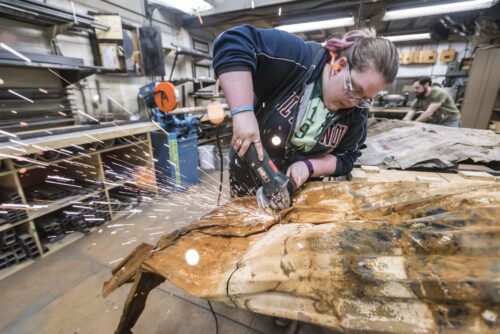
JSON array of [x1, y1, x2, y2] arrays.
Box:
[[351, 170, 367, 180], [461, 47, 500, 129], [440, 48, 456, 62], [489, 121, 500, 131], [419, 50, 437, 64], [351, 168, 498, 186], [352, 169, 447, 183], [458, 170, 495, 180], [361, 165, 380, 173], [458, 164, 496, 173], [415, 175, 442, 182], [0, 122, 157, 157], [369, 107, 411, 114]]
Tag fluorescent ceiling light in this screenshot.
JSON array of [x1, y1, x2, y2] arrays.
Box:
[[149, 0, 213, 15], [383, 33, 432, 42], [276, 17, 355, 33], [383, 0, 498, 21]]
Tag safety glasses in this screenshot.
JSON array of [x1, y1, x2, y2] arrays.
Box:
[[343, 62, 373, 108]]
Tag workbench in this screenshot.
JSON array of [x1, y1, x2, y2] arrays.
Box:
[[368, 107, 412, 119], [350, 167, 498, 185]]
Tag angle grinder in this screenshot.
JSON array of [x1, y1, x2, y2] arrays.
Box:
[[243, 144, 296, 211]]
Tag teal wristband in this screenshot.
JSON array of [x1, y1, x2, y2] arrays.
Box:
[[230, 105, 254, 117]]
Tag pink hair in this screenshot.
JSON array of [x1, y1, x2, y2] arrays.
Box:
[[323, 38, 354, 53], [322, 28, 399, 83], [323, 28, 377, 55]]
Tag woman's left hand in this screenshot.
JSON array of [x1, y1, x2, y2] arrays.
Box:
[[286, 161, 310, 189]]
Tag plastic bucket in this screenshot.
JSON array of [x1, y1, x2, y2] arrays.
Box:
[[198, 145, 216, 170]]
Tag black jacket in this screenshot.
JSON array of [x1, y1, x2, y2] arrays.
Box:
[[213, 24, 367, 177]]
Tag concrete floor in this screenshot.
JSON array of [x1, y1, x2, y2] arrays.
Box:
[[0, 170, 337, 334]]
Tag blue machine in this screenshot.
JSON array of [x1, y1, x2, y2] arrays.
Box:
[[139, 82, 199, 189]]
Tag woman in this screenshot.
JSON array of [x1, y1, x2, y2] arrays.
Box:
[[213, 24, 399, 197]]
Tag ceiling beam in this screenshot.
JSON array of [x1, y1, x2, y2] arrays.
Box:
[[205, 0, 300, 15], [184, 0, 363, 29]]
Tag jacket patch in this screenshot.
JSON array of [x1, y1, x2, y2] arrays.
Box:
[[278, 93, 299, 119], [319, 123, 348, 149]]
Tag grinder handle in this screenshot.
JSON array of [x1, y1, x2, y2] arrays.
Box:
[[243, 144, 278, 184]]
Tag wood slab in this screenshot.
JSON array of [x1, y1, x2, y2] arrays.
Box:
[[105, 181, 500, 334]]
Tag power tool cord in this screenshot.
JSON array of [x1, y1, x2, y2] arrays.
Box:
[[207, 300, 219, 334], [208, 124, 223, 334], [216, 124, 224, 207]]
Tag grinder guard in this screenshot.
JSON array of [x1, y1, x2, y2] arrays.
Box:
[[243, 144, 296, 211]]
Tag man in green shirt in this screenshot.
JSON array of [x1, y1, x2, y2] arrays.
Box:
[[403, 77, 461, 127]]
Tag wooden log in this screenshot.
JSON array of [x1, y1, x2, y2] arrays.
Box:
[[104, 181, 500, 334]]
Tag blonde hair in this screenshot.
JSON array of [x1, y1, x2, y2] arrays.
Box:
[[324, 28, 399, 83]]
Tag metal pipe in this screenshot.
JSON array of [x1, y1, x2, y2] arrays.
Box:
[[23, 0, 95, 20], [0, 0, 109, 31], [167, 104, 228, 115]]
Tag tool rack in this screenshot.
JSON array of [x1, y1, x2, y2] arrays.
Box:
[[0, 122, 157, 279]]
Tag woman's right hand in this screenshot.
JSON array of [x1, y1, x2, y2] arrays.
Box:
[[232, 111, 264, 161]]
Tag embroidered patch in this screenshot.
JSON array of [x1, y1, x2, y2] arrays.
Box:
[[319, 123, 348, 149], [278, 93, 299, 119]]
